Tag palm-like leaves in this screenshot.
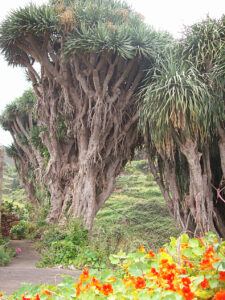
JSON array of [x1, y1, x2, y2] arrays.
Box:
[[0, 90, 36, 130], [141, 48, 214, 150], [0, 0, 171, 66]]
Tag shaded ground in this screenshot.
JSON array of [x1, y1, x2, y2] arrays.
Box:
[[0, 240, 80, 294]]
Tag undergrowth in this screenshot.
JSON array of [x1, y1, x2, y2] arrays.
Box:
[[0, 238, 15, 266], [37, 160, 180, 269]]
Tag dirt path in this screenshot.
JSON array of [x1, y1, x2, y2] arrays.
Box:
[[0, 240, 80, 294]]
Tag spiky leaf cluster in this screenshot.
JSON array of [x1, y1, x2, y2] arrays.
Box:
[[182, 16, 225, 123], [182, 16, 225, 73], [0, 0, 172, 66], [0, 89, 36, 131], [141, 47, 215, 150]]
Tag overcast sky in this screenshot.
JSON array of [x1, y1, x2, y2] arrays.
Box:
[[0, 0, 224, 145]]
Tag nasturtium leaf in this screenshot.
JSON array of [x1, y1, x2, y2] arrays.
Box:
[[182, 248, 193, 258], [128, 262, 145, 276], [180, 234, 189, 243], [192, 247, 204, 256], [217, 261, 225, 271], [189, 238, 200, 248], [209, 279, 219, 289]]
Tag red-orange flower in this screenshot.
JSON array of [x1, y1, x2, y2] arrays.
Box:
[[91, 277, 102, 291], [135, 277, 146, 289], [35, 295, 40, 300], [102, 283, 113, 296], [200, 278, 209, 289], [22, 296, 31, 300], [161, 259, 169, 265], [219, 271, 225, 281], [148, 250, 155, 258], [42, 289, 52, 296], [151, 267, 159, 276], [182, 286, 194, 300], [76, 282, 82, 297], [80, 268, 89, 281], [214, 290, 225, 300], [182, 277, 191, 286]]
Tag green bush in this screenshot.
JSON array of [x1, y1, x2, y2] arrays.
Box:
[[38, 219, 88, 267], [10, 220, 29, 239], [0, 238, 15, 266]]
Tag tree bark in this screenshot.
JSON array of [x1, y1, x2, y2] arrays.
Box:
[[180, 139, 213, 235]]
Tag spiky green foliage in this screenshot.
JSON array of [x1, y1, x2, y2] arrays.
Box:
[[0, 0, 171, 66], [141, 48, 216, 149], [182, 16, 225, 73], [0, 89, 35, 131], [182, 16, 225, 121]]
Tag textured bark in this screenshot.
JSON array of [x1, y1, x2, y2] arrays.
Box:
[[145, 129, 219, 236], [180, 139, 214, 235], [6, 112, 42, 206], [14, 38, 143, 229]]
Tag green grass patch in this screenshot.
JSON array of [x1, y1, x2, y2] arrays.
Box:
[[94, 160, 180, 250]]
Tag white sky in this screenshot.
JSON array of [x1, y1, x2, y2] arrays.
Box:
[[0, 0, 224, 145]]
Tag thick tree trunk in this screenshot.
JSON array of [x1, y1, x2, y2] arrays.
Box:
[[72, 168, 97, 230], [47, 181, 64, 222], [180, 139, 213, 235]]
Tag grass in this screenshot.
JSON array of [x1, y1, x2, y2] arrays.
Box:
[[94, 160, 180, 250]]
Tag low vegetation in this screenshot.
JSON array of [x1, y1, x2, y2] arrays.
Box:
[[29, 161, 179, 269], [0, 238, 14, 266], [6, 233, 225, 299]]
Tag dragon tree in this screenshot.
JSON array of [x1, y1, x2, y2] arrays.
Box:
[[0, 90, 44, 206], [141, 17, 225, 237], [0, 0, 169, 229]]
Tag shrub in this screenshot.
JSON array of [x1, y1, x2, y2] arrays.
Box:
[[8, 233, 225, 299], [0, 238, 14, 266], [37, 219, 88, 267], [10, 220, 29, 239]]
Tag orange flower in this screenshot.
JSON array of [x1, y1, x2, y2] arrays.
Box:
[[42, 290, 52, 296], [161, 259, 169, 265], [219, 271, 225, 281], [80, 268, 89, 281], [76, 282, 82, 297], [151, 267, 159, 276], [91, 277, 102, 291], [182, 277, 191, 286], [200, 278, 209, 289], [182, 286, 194, 300], [139, 245, 146, 253], [214, 290, 225, 300], [102, 283, 113, 296], [34, 295, 40, 300], [135, 277, 146, 289], [148, 250, 155, 258]]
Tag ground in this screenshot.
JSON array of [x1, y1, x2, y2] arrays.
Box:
[[0, 240, 80, 294]]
